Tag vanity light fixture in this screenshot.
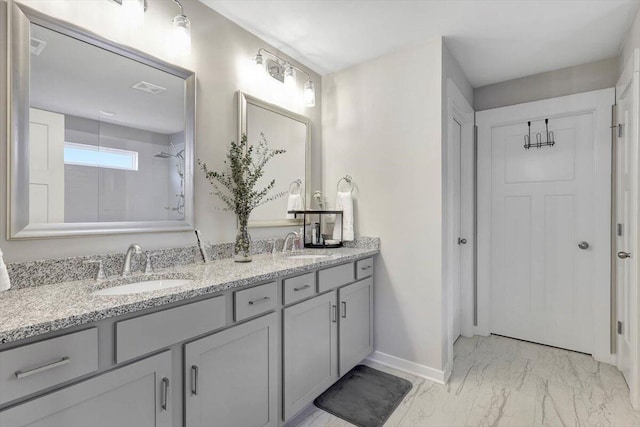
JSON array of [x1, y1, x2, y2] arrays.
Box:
[[171, 0, 191, 54], [252, 48, 316, 108]]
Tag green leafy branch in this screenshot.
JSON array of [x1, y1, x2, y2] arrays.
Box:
[[198, 133, 287, 222]]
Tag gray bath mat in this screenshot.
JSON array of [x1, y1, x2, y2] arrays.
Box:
[[314, 365, 412, 427]]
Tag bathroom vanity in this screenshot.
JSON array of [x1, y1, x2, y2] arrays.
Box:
[[0, 248, 376, 427]]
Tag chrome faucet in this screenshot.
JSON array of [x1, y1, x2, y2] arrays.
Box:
[[122, 244, 142, 277], [282, 232, 300, 254]]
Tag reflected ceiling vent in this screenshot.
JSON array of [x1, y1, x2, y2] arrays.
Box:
[[30, 37, 47, 56], [131, 81, 166, 95]]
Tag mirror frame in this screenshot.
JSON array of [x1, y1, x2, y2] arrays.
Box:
[[237, 91, 311, 227], [8, 3, 196, 239]]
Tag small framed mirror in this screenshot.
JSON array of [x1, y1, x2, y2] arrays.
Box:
[[8, 4, 196, 239], [238, 92, 310, 227]]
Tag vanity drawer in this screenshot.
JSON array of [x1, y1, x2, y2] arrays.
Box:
[[116, 296, 226, 363], [318, 262, 355, 293], [234, 282, 278, 322], [283, 272, 316, 305], [0, 328, 98, 405], [356, 257, 374, 279]]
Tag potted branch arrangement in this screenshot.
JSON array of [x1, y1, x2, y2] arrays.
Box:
[[199, 133, 286, 262]]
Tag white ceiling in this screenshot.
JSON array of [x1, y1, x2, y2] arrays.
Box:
[[30, 24, 185, 134], [200, 0, 640, 87]]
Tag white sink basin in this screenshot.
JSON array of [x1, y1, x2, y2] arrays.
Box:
[[92, 279, 193, 296], [287, 254, 330, 260]]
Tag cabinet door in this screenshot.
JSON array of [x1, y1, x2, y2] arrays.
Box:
[[185, 312, 278, 427], [0, 351, 172, 427], [339, 277, 374, 376], [283, 291, 338, 421]]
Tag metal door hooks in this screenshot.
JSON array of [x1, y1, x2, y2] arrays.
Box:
[[524, 119, 555, 149]]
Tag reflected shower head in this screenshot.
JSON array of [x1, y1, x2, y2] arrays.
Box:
[[154, 151, 174, 158]]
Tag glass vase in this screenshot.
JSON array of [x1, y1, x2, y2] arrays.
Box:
[[234, 218, 252, 262]]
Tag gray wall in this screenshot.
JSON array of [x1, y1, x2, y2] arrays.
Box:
[[443, 41, 473, 106], [0, 0, 322, 262], [323, 37, 447, 374], [473, 57, 619, 111]]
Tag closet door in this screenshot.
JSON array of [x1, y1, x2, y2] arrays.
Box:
[[477, 89, 613, 355]]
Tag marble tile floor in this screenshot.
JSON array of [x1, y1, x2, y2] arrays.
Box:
[[288, 335, 640, 427]]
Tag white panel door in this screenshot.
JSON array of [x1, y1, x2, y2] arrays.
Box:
[[477, 89, 613, 355], [615, 51, 639, 406], [617, 73, 634, 385], [451, 118, 463, 341], [29, 108, 65, 224]]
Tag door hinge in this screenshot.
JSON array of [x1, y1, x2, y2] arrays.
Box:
[[618, 223, 624, 236], [612, 123, 624, 138], [618, 321, 624, 335]]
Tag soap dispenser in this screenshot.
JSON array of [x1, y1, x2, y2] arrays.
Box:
[[0, 248, 11, 292]]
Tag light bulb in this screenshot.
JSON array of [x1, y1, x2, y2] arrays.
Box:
[[172, 14, 191, 55], [121, 0, 144, 28], [303, 80, 315, 107], [284, 66, 296, 89]]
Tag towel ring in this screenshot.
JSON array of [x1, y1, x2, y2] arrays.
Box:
[[337, 175, 354, 193], [288, 179, 303, 195]]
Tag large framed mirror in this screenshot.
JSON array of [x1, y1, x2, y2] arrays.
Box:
[[238, 92, 310, 227], [8, 4, 196, 239]]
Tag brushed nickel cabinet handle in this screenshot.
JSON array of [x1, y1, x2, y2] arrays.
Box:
[[293, 284, 311, 292], [332, 305, 337, 323], [15, 356, 70, 379], [618, 251, 632, 259], [161, 377, 169, 411], [248, 296, 270, 305], [361, 265, 372, 270], [191, 365, 198, 395], [341, 301, 347, 318]]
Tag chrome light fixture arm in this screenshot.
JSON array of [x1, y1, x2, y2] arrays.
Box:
[[253, 48, 316, 107], [255, 48, 312, 81]]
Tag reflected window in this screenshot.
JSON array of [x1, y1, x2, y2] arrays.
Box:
[[63, 142, 138, 171]]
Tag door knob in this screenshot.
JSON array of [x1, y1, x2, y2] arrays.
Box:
[[578, 241, 590, 250], [618, 251, 632, 259], [458, 238, 467, 245]]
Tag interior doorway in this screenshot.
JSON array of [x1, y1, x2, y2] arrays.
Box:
[[476, 89, 614, 362], [615, 49, 640, 408], [445, 79, 475, 373]]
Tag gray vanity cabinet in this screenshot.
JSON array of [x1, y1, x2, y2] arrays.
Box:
[[338, 277, 374, 375], [184, 312, 278, 427], [0, 350, 172, 427], [282, 291, 338, 420]]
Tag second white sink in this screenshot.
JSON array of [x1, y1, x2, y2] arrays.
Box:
[[287, 254, 330, 260], [92, 279, 193, 296]]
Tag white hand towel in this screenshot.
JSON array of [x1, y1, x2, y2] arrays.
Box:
[[0, 248, 11, 292], [286, 194, 303, 219], [332, 191, 354, 241]]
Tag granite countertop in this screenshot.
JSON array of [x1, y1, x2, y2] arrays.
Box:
[[0, 247, 378, 345]]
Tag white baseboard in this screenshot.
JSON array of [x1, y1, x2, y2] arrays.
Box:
[[366, 351, 450, 384]]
